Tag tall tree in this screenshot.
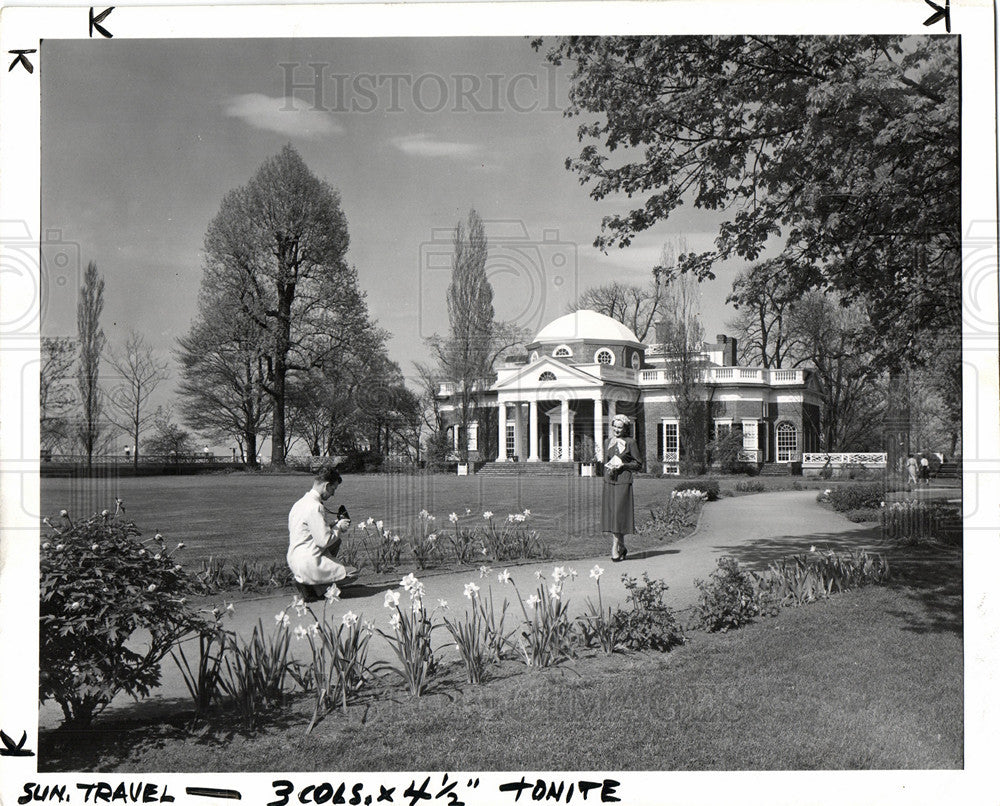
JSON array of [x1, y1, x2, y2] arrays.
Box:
[[535, 35, 960, 372], [202, 145, 354, 465], [653, 274, 709, 470], [76, 261, 106, 467], [176, 280, 271, 466], [40, 336, 76, 453], [105, 331, 169, 467], [432, 210, 495, 465], [787, 293, 886, 451]]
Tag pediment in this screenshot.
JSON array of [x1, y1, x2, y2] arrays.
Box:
[[493, 355, 604, 390]]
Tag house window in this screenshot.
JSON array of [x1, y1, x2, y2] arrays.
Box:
[[741, 420, 758, 452], [630, 352, 640, 370], [553, 345, 573, 358], [506, 423, 516, 457], [659, 420, 680, 462], [776, 422, 798, 462], [467, 422, 478, 452], [538, 371, 557, 382], [715, 420, 732, 439], [595, 349, 615, 365]]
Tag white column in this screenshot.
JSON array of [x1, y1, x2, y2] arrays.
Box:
[[593, 397, 603, 460], [560, 398, 570, 463], [528, 400, 539, 461], [514, 403, 524, 459], [549, 420, 556, 462], [497, 402, 508, 461]]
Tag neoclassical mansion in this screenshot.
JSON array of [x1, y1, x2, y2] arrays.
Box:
[[439, 310, 822, 473]]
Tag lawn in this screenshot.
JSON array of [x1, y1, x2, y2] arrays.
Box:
[[39, 571, 963, 771], [41, 472, 735, 569]]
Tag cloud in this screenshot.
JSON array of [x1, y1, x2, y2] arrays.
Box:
[[223, 93, 344, 139], [391, 133, 481, 159]]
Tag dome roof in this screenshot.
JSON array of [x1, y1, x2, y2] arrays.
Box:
[[533, 310, 642, 345]]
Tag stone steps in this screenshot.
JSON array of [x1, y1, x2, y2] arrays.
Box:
[[476, 461, 579, 477], [758, 463, 792, 476]]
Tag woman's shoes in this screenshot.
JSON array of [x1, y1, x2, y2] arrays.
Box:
[[611, 547, 628, 563]]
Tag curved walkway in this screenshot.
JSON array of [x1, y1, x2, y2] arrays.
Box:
[[40, 490, 881, 729]]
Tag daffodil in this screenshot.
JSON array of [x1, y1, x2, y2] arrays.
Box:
[[274, 611, 290, 627], [342, 611, 359, 628], [526, 594, 540, 609], [497, 569, 512, 585], [400, 572, 419, 591], [384, 590, 401, 608], [449, 512, 459, 523], [438, 599, 448, 609], [483, 511, 494, 519], [325, 585, 342, 601], [147, 584, 157, 592], [590, 565, 604, 580], [479, 565, 492, 578], [293, 624, 308, 641], [464, 582, 480, 599], [389, 611, 402, 630]]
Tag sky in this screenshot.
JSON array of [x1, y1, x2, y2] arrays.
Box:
[[42, 37, 748, 438]]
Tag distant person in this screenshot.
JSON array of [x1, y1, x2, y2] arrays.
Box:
[[287, 466, 357, 602], [906, 454, 918, 486], [919, 454, 931, 485], [602, 414, 644, 562]]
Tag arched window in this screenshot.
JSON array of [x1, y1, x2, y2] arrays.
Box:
[[538, 371, 557, 382], [776, 422, 798, 463], [553, 345, 573, 358], [530, 351, 539, 362], [594, 349, 615, 365]]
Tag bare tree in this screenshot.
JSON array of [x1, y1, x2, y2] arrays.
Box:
[[655, 273, 709, 470], [726, 259, 802, 368], [76, 261, 106, 467], [105, 331, 169, 467], [176, 281, 272, 467], [41, 336, 76, 453]]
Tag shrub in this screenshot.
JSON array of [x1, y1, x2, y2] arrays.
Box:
[[826, 482, 886, 512], [193, 557, 292, 594], [734, 480, 766, 493], [611, 572, 684, 652], [40, 509, 205, 728], [692, 557, 766, 632], [755, 549, 890, 607], [705, 430, 745, 474], [881, 501, 962, 545], [842, 508, 881, 523], [675, 479, 720, 501], [638, 491, 705, 539]]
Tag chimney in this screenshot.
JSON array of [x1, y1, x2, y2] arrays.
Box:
[[716, 334, 738, 367]]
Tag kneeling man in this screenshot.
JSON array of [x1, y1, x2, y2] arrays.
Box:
[[287, 466, 357, 601]]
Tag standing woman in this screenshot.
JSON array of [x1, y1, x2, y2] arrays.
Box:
[[602, 414, 644, 562]]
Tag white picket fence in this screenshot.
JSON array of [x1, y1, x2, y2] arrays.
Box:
[[801, 452, 887, 468]]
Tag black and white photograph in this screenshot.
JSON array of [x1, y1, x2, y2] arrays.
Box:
[[0, 1, 997, 802]]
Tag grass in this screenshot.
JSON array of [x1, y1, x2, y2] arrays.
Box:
[[40, 558, 962, 771], [41, 473, 713, 573]]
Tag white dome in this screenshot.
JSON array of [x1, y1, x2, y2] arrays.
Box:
[[534, 310, 642, 345]]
